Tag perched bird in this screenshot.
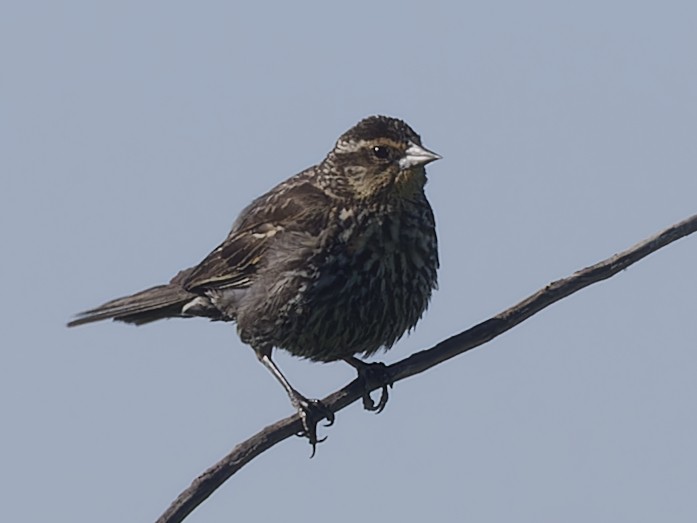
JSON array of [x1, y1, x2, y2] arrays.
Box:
[[69, 115, 441, 450]]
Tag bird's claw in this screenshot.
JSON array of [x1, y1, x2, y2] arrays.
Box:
[[362, 382, 391, 413], [292, 395, 335, 457], [353, 361, 393, 414]]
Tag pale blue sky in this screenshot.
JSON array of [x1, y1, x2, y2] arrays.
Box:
[[2, 2, 696, 522]]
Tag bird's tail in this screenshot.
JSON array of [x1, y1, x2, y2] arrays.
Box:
[[67, 283, 196, 327]]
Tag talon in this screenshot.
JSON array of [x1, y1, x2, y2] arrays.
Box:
[[258, 354, 334, 456], [291, 395, 334, 457], [373, 383, 390, 413], [362, 383, 388, 413], [345, 358, 394, 413]]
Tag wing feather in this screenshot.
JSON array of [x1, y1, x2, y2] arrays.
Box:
[[183, 178, 332, 291]]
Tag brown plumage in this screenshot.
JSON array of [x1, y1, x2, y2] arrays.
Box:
[[69, 115, 441, 450]]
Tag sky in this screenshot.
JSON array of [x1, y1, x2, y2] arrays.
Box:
[[2, 1, 696, 522]]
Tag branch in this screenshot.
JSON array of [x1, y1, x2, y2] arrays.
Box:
[[156, 213, 697, 523]]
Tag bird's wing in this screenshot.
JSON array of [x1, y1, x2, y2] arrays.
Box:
[[182, 178, 332, 292]]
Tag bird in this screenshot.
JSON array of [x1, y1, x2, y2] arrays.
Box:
[[68, 115, 441, 452]]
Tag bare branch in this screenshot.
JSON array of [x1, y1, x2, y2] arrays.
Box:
[[157, 213, 697, 523]]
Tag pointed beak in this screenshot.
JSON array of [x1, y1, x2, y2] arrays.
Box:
[[399, 142, 442, 169]]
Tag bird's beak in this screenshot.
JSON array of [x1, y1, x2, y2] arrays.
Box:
[[399, 142, 442, 169]]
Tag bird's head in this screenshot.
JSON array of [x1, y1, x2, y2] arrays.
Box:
[[320, 116, 441, 200]]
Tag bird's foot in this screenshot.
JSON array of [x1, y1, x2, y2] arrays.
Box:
[[348, 359, 393, 413], [290, 393, 335, 457]]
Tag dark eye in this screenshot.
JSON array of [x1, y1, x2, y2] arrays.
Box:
[[372, 145, 392, 160]]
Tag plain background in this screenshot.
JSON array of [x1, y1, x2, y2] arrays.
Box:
[[2, 2, 696, 522]]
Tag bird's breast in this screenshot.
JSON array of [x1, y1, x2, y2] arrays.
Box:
[[280, 202, 438, 361]]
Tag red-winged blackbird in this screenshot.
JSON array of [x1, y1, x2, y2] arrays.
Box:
[[69, 115, 441, 449]]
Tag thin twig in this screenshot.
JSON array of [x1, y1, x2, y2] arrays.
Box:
[[157, 213, 697, 523]]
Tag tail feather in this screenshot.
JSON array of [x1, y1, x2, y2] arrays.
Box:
[[67, 284, 196, 327]]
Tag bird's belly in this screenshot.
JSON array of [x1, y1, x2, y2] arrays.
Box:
[[278, 240, 436, 362]]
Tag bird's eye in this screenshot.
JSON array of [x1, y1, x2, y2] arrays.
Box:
[[372, 145, 392, 160]]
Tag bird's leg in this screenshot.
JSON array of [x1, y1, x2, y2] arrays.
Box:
[[258, 353, 335, 456], [343, 356, 393, 413]]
